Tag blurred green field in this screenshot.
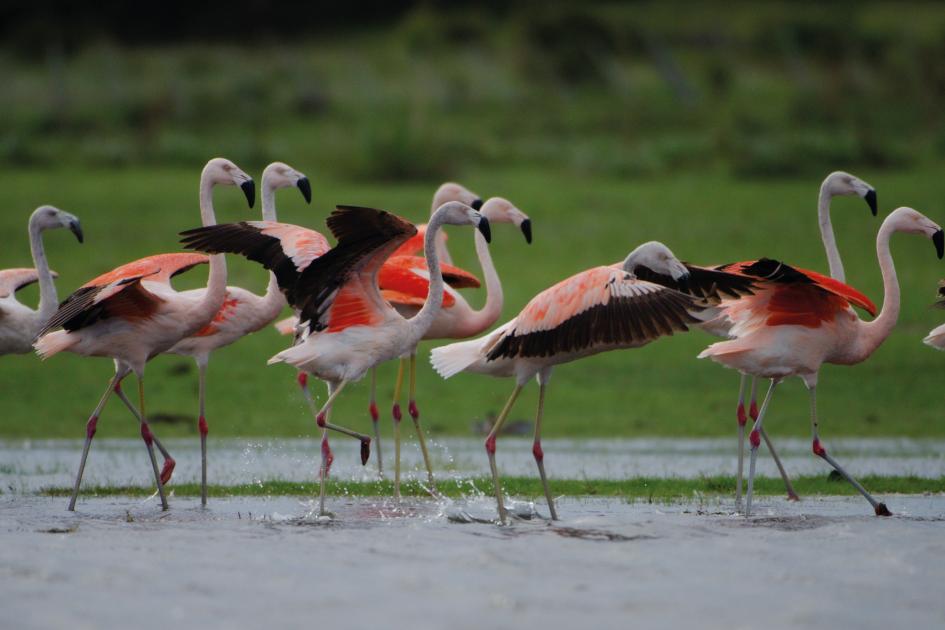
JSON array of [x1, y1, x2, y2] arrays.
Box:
[[1, 163, 943, 440]]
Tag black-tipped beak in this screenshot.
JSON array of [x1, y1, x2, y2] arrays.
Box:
[[297, 177, 312, 204], [69, 219, 84, 244], [477, 216, 491, 243], [520, 219, 532, 244], [934, 229, 944, 260], [471, 198, 483, 211], [240, 180, 256, 208], [865, 189, 878, 216]]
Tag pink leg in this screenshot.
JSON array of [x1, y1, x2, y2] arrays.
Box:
[[485, 384, 525, 524], [369, 367, 383, 476], [532, 377, 557, 520], [735, 375, 748, 507], [113, 380, 176, 485], [749, 378, 800, 501], [68, 371, 125, 511]]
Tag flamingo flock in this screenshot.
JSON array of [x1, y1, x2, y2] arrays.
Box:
[[7, 156, 942, 522]]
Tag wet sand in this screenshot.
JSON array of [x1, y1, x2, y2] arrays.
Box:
[[2, 494, 944, 629]]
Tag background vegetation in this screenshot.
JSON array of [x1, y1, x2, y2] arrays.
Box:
[[2, 2, 944, 440]]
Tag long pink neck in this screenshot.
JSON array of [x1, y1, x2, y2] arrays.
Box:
[[258, 179, 286, 318], [27, 214, 57, 321], [194, 172, 228, 323], [407, 211, 448, 347], [817, 184, 845, 282], [852, 220, 900, 362], [456, 229, 503, 337]]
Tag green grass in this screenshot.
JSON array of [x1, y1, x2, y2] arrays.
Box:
[[38, 475, 945, 501], [2, 164, 944, 440]]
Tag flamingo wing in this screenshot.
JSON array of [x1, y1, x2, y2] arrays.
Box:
[[180, 221, 329, 295], [391, 223, 448, 258], [293, 206, 417, 332], [486, 266, 704, 360], [0, 268, 58, 299], [722, 258, 877, 316], [39, 253, 207, 335], [632, 262, 756, 303], [381, 255, 480, 290]]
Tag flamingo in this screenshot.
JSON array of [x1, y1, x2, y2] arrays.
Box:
[[165, 161, 311, 505], [634, 170, 878, 504], [430, 241, 743, 523], [0, 206, 83, 356], [380, 197, 532, 496], [923, 280, 945, 349], [699, 207, 944, 517], [274, 182, 485, 475], [182, 202, 489, 515], [34, 157, 254, 511]]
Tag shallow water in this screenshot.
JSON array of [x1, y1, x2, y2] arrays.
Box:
[[2, 437, 944, 492], [2, 494, 944, 629]]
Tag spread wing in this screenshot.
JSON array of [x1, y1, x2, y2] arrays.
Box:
[[721, 258, 877, 316], [486, 266, 704, 360], [293, 206, 417, 333], [632, 263, 755, 303], [180, 221, 329, 299]]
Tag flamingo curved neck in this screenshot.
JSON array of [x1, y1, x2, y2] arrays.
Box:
[[818, 186, 846, 283], [259, 181, 285, 315], [854, 220, 900, 362], [459, 230, 503, 336], [28, 216, 57, 321], [196, 172, 227, 322], [407, 212, 448, 346]]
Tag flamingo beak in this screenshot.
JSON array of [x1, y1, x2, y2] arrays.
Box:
[[471, 198, 484, 211], [477, 216, 491, 243], [360, 439, 371, 466], [240, 180, 256, 208], [865, 189, 878, 216], [297, 177, 312, 204], [933, 229, 944, 260], [69, 219, 84, 244], [520, 219, 533, 244]]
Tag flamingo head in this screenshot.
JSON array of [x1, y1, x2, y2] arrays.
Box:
[[30, 205, 83, 243], [262, 162, 311, 204], [887, 207, 944, 259], [203, 157, 255, 208], [480, 197, 533, 244], [622, 241, 690, 281], [823, 171, 878, 216], [432, 201, 490, 243], [432, 182, 483, 214]]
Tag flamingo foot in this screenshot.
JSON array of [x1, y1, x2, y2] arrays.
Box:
[[360, 438, 371, 466], [875, 503, 892, 517]]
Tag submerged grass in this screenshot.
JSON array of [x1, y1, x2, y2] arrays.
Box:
[[39, 475, 945, 501]]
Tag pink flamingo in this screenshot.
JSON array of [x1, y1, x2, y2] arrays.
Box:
[[379, 197, 532, 496], [431, 241, 739, 523], [183, 202, 489, 515], [0, 206, 83, 356], [34, 157, 253, 511], [699, 207, 944, 516], [634, 171, 878, 504], [274, 182, 485, 475], [924, 281, 945, 349], [165, 161, 311, 505]]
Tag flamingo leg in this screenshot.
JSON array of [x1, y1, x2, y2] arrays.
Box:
[[136, 376, 169, 511], [532, 379, 557, 520], [392, 358, 406, 499], [749, 377, 799, 501], [197, 359, 209, 506], [807, 386, 891, 516], [484, 384, 524, 525], [745, 379, 779, 517], [317, 381, 341, 517], [68, 370, 126, 511], [113, 381, 176, 485], [408, 353, 438, 495], [301, 372, 372, 458], [735, 375, 748, 508], [368, 366, 383, 477]]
